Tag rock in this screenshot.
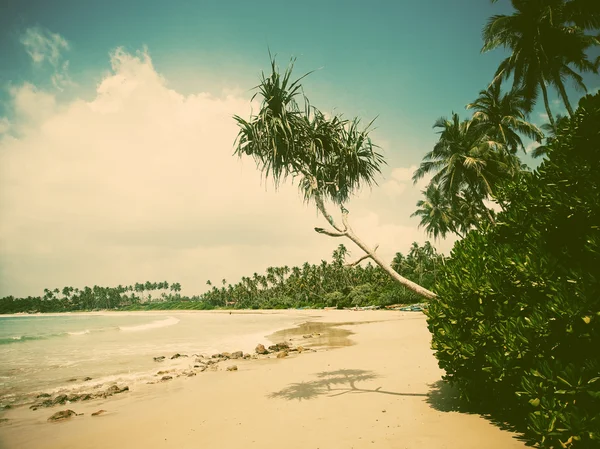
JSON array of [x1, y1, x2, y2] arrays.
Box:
[[182, 370, 196, 377], [220, 352, 231, 359], [211, 354, 220, 358], [243, 353, 251, 359], [170, 353, 187, 359], [153, 356, 166, 362], [67, 394, 81, 402], [105, 385, 128, 395], [161, 376, 173, 381], [48, 410, 77, 422], [0, 418, 9, 424], [226, 365, 238, 371], [195, 365, 207, 372], [194, 358, 206, 364], [303, 334, 312, 338], [37, 393, 51, 398], [91, 410, 107, 417], [276, 351, 288, 358], [297, 346, 305, 353], [53, 394, 68, 405], [156, 370, 171, 375], [80, 394, 93, 401], [67, 378, 78, 382], [230, 351, 243, 359], [83, 377, 93, 381], [204, 359, 218, 365], [268, 342, 289, 352], [255, 344, 269, 355]]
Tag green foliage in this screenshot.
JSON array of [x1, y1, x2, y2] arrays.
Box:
[[427, 93, 600, 448], [233, 56, 385, 205], [0, 242, 443, 313]]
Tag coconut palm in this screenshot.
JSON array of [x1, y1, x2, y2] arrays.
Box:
[[411, 183, 461, 239], [413, 113, 521, 201], [466, 81, 543, 154], [483, 0, 599, 128]]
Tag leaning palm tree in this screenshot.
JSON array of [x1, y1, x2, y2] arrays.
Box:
[[466, 81, 543, 154], [234, 56, 436, 299], [483, 0, 599, 128]]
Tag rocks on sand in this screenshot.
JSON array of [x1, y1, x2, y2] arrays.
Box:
[[47, 410, 77, 422], [91, 410, 107, 417], [255, 344, 269, 355], [153, 356, 166, 362], [226, 365, 238, 371]]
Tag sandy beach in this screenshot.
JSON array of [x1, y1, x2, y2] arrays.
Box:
[[0, 310, 527, 449]]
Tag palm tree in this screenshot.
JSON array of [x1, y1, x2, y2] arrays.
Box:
[[413, 113, 520, 202], [483, 0, 599, 128], [531, 114, 567, 157], [234, 56, 436, 299], [411, 183, 462, 239], [466, 81, 543, 154]]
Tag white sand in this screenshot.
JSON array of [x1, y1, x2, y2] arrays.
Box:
[[0, 310, 527, 449]]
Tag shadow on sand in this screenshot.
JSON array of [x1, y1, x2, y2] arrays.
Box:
[[269, 370, 531, 445], [426, 380, 531, 446], [268, 369, 429, 401]]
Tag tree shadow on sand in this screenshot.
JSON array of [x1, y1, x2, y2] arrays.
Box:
[[268, 369, 429, 401], [427, 380, 532, 446]]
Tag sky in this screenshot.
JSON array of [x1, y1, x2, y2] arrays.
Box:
[[0, 0, 598, 297]]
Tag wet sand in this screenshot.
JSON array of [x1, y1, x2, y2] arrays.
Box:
[[0, 310, 527, 449]]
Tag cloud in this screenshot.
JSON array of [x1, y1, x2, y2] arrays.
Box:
[[0, 47, 458, 297], [381, 164, 431, 198], [20, 26, 73, 90]]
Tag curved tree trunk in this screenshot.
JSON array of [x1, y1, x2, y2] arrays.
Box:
[[539, 77, 556, 130], [313, 194, 437, 300], [557, 81, 574, 117]]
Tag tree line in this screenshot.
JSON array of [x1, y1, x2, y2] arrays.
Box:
[[0, 243, 441, 314]]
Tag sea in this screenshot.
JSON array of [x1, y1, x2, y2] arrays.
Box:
[[0, 311, 307, 409]]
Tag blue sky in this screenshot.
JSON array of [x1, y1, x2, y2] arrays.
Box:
[[0, 0, 598, 296]]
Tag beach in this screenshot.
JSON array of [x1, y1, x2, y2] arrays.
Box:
[[0, 310, 527, 449]]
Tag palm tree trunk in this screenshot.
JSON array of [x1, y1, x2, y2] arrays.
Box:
[[539, 76, 556, 130], [557, 81, 574, 117]]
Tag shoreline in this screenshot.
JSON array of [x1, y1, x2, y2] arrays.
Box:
[[0, 311, 527, 449]]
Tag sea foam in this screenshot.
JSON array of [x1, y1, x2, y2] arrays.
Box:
[[119, 316, 180, 332]]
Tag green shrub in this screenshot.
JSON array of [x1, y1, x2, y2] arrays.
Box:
[[427, 93, 600, 448]]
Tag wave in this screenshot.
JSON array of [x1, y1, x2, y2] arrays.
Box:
[[67, 330, 90, 336], [119, 316, 179, 332]]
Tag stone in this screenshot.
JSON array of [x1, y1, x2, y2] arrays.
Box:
[[220, 352, 231, 359], [67, 378, 78, 382], [243, 353, 251, 359], [48, 410, 77, 422], [230, 351, 243, 359], [156, 370, 171, 375], [182, 370, 196, 377], [53, 394, 68, 405], [80, 394, 93, 401], [226, 365, 238, 371], [83, 377, 93, 381], [297, 346, 305, 353], [91, 410, 107, 417], [276, 351, 288, 359], [161, 376, 173, 381], [170, 353, 187, 359], [105, 385, 128, 395], [255, 344, 269, 355], [303, 334, 312, 338], [154, 356, 166, 362], [268, 342, 289, 352], [67, 394, 81, 402], [0, 418, 9, 424], [37, 393, 51, 398]]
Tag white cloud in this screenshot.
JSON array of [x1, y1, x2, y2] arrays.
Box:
[[525, 140, 541, 154], [20, 26, 73, 90], [0, 47, 458, 297]]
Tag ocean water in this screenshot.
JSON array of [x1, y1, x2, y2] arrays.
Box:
[[0, 311, 306, 408]]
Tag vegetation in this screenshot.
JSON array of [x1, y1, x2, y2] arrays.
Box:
[[0, 243, 443, 314], [234, 57, 436, 299], [427, 92, 600, 448]]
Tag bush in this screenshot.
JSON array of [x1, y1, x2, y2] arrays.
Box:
[[427, 93, 600, 448]]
